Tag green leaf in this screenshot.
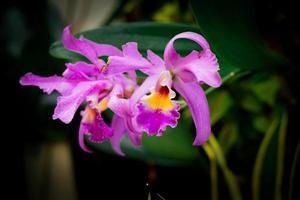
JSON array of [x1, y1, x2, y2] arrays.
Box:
[[190, 0, 286, 70], [218, 121, 239, 154], [49, 22, 238, 78], [50, 22, 201, 61], [249, 76, 280, 106], [208, 90, 233, 125]]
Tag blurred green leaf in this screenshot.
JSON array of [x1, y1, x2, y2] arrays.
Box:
[[190, 0, 286, 71], [240, 94, 263, 113], [253, 115, 270, 133], [208, 90, 233, 125], [249, 77, 280, 106], [218, 121, 239, 154]]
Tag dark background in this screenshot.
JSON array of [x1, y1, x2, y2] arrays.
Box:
[[1, 0, 299, 199]]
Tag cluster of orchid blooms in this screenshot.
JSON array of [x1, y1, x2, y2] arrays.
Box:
[[20, 26, 221, 155]]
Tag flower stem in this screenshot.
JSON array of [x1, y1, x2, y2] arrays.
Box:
[[252, 114, 280, 200], [208, 134, 242, 200], [203, 143, 218, 200]]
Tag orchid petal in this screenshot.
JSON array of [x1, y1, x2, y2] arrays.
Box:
[[79, 121, 93, 153], [136, 103, 180, 136], [62, 26, 121, 67], [164, 32, 210, 68], [147, 50, 165, 70], [19, 73, 75, 95], [130, 73, 161, 106], [177, 49, 221, 87], [53, 81, 109, 124], [63, 61, 102, 80], [173, 77, 211, 145], [107, 42, 156, 75], [110, 115, 126, 156]]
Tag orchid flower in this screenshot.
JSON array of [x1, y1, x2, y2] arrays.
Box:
[[20, 26, 221, 156], [20, 26, 139, 153], [109, 32, 221, 146]]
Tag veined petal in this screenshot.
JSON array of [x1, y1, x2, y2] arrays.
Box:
[[173, 77, 211, 145], [107, 42, 156, 75], [63, 61, 102, 80], [176, 49, 221, 87], [62, 26, 121, 67], [164, 32, 210, 68], [19, 73, 75, 95], [53, 81, 109, 124]]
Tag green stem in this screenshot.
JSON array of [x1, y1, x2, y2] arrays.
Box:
[[288, 141, 300, 200], [252, 115, 280, 200], [203, 143, 218, 200], [208, 134, 242, 200], [275, 111, 288, 200]]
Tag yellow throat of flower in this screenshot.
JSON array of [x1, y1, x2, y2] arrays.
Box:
[[144, 86, 174, 112]]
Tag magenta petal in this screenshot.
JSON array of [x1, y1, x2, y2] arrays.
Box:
[[86, 114, 113, 143], [79, 121, 93, 153], [107, 42, 156, 75], [164, 32, 210, 68], [147, 50, 165, 70], [177, 49, 221, 87], [63, 61, 102, 80], [53, 81, 108, 124], [62, 26, 121, 67], [110, 115, 126, 156], [173, 77, 211, 145], [130, 74, 161, 106], [19, 73, 75, 95], [136, 103, 180, 136]]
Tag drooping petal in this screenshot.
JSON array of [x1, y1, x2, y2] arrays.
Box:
[[110, 115, 142, 156], [79, 121, 93, 153], [62, 26, 121, 67], [173, 77, 211, 145], [86, 115, 113, 143], [80, 107, 113, 143], [53, 81, 110, 124], [164, 32, 210, 68], [19, 73, 76, 95], [110, 115, 126, 156], [63, 61, 103, 80]]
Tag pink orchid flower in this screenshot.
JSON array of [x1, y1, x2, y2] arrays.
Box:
[[109, 32, 221, 147], [20, 26, 139, 154]]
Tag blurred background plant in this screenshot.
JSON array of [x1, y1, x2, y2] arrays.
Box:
[[1, 0, 299, 199]]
